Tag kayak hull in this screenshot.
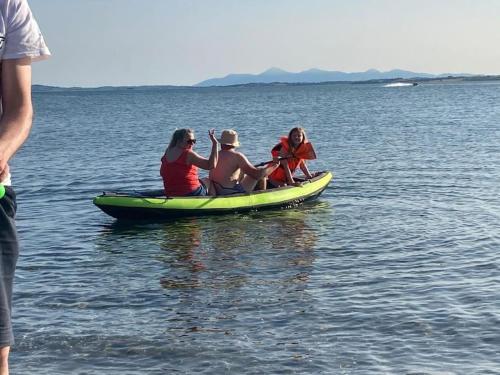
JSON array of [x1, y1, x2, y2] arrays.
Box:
[[93, 171, 332, 221]]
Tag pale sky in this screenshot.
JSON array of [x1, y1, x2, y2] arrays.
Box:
[[29, 0, 500, 87]]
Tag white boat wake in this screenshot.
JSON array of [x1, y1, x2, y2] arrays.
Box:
[[384, 82, 416, 87]]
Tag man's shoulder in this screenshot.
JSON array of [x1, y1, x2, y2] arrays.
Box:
[[221, 149, 242, 158], [1, 0, 22, 14], [231, 150, 248, 161], [1, 0, 51, 62]]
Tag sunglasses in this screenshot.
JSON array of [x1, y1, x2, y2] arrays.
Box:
[[187, 139, 197, 145]]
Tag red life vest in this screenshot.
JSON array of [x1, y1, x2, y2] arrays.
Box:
[[160, 149, 200, 196], [268, 137, 305, 183]]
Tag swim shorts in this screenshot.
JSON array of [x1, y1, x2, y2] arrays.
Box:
[[0, 187, 18, 347], [214, 182, 246, 196], [186, 182, 208, 196]]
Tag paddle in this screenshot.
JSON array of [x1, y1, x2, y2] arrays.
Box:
[[254, 157, 290, 167]]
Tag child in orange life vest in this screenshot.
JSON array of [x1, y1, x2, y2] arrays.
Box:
[[267, 127, 314, 187]]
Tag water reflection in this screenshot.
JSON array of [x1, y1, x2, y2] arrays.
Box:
[[158, 220, 205, 272], [96, 202, 331, 292]]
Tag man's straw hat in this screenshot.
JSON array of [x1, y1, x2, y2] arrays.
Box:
[[218, 129, 240, 147]]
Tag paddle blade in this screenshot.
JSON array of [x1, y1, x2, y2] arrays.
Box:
[[295, 142, 317, 160]]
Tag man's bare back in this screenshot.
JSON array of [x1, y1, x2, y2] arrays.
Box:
[[209, 148, 279, 194], [209, 149, 254, 187]]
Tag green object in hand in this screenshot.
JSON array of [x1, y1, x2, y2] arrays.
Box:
[[0, 184, 5, 199]]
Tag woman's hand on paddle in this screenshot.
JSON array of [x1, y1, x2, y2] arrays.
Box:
[[208, 129, 217, 144]]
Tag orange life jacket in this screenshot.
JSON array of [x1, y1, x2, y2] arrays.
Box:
[[268, 137, 305, 183]]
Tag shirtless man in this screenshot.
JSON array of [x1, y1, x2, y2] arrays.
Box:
[[209, 129, 280, 195]]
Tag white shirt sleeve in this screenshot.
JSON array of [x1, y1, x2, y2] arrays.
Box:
[[2, 0, 50, 61]]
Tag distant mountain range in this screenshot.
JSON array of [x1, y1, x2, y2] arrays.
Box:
[[195, 67, 471, 87], [32, 69, 498, 91]]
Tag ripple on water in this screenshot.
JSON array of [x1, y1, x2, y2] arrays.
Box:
[[9, 83, 500, 374]]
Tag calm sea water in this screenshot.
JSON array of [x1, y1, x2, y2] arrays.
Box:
[[9, 82, 500, 374]]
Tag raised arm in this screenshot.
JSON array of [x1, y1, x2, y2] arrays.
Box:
[[0, 58, 33, 181], [186, 129, 218, 170]]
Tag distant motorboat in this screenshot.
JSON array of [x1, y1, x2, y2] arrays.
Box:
[[384, 82, 418, 87]]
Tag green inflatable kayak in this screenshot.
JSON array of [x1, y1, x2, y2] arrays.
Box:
[[93, 171, 332, 220]]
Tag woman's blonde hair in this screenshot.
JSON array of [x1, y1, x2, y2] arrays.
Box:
[[167, 128, 193, 151]]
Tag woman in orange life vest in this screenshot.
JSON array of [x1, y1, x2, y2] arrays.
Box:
[[267, 127, 315, 188], [160, 128, 218, 196]]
